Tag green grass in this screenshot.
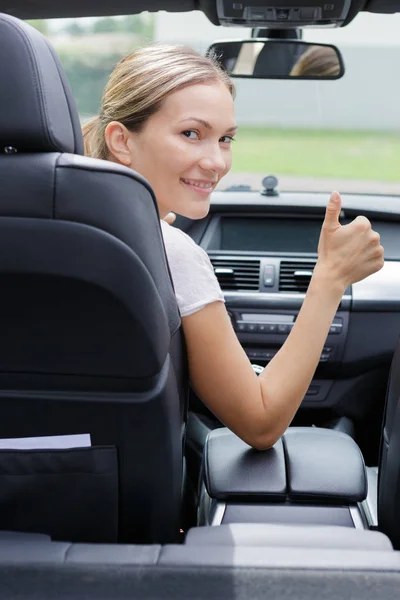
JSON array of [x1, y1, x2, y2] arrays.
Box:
[[232, 128, 400, 182]]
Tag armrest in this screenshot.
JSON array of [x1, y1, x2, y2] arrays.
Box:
[[204, 429, 286, 501], [204, 427, 367, 505], [283, 428, 367, 503]]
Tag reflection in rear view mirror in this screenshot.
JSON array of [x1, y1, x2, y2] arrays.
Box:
[[207, 40, 345, 80]]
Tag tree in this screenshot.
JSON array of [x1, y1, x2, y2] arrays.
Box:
[[26, 20, 49, 36], [65, 22, 85, 36], [92, 17, 121, 34], [118, 14, 155, 38]]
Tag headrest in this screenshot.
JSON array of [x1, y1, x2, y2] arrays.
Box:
[[0, 14, 84, 154]]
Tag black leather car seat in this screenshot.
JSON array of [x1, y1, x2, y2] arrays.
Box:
[[0, 14, 187, 545], [377, 335, 400, 548]]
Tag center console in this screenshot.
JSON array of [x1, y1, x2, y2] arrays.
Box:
[[228, 308, 349, 404], [198, 426, 368, 530]]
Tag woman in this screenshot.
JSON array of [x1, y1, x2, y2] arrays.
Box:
[[83, 44, 384, 450]]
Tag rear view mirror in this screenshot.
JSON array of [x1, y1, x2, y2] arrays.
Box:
[[207, 40, 344, 80]]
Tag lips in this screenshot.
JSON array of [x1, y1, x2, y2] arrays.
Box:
[[181, 178, 213, 188], [180, 177, 216, 193]]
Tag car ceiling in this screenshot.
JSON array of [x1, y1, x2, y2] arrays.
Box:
[[0, 1, 205, 20], [1, 0, 400, 23]]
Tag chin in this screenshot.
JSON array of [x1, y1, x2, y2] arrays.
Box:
[[184, 206, 210, 220], [173, 204, 210, 220], [182, 198, 211, 220]]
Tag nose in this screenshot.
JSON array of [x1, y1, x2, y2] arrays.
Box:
[[199, 144, 227, 175]]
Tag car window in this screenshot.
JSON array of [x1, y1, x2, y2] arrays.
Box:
[[28, 11, 400, 196]]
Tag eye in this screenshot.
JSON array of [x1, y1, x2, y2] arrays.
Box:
[[220, 135, 235, 144], [182, 130, 199, 140]]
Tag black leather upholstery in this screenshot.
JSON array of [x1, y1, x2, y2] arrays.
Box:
[[0, 15, 83, 154], [283, 427, 366, 503], [204, 427, 367, 504], [205, 428, 287, 500], [0, 14, 187, 544], [1, 545, 400, 600], [0, 536, 397, 578], [185, 523, 393, 550], [378, 336, 400, 548]]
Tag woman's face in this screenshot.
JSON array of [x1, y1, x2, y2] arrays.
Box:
[[116, 81, 236, 219]]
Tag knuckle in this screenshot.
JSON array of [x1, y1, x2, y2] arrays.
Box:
[[375, 247, 385, 268], [355, 215, 371, 231], [371, 231, 381, 244], [372, 246, 384, 260]]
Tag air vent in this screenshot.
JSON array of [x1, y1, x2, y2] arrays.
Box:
[[210, 258, 260, 291], [279, 260, 316, 293]]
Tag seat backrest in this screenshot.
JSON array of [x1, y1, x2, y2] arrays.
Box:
[[0, 14, 187, 545], [378, 335, 400, 548]]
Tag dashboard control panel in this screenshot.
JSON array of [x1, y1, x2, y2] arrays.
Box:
[[228, 309, 348, 366], [235, 316, 344, 336]]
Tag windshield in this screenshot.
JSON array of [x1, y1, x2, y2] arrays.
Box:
[[30, 11, 400, 195]]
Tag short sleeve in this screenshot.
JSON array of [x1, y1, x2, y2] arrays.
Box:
[[160, 221, 225, 317]]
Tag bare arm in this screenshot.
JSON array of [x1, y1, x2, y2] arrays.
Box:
[[182, 192, 384, 450]]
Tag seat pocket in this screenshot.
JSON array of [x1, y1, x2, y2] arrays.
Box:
[[0, 445, 118, 543]]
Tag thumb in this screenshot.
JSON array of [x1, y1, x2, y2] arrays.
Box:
[[323, 191, 342, 229]]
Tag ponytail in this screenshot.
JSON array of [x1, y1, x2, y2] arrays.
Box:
[[81, 115, 108, 159]]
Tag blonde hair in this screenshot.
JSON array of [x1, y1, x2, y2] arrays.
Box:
[[289, 46, 341, 78], [82, 44, 235, 159]]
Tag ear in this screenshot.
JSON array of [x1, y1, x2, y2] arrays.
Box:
[[104, 121, 134, 167]]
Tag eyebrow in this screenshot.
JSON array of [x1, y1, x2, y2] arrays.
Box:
[[179, 117, 238, 134]]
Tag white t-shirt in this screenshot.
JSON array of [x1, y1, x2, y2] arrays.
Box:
[[160, 220, 225, 317]]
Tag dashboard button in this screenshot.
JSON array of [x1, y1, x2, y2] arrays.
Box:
[[247, 323, 257, 333], [236, 321, 247, 332], [265, 324, 277, 334], [276, 8, 289, 19], [257, 323, 268, 333], [307, 385, 320, 396], [251, 9, 266, 19], [263, 265, 276, 287], [329, 324, 342, 334], [277, 324, 289, 334]]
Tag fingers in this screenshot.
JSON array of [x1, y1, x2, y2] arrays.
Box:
[[352, 215, 371, 232], [323, 191, 342, 230], [356, 220, 385, 274]]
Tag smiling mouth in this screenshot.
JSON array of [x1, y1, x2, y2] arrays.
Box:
[[180, 178, 216, 193]]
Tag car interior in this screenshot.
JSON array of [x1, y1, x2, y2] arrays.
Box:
[[0, 1, 400, 599]]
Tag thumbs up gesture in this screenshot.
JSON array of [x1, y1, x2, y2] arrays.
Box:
[[316, 192, 384, 290]]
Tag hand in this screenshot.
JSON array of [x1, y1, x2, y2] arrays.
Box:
[[315, 191, 384, 290], [163, 212, 176, 225]]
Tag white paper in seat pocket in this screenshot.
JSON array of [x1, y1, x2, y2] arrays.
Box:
[[0, 433, 91, 450]]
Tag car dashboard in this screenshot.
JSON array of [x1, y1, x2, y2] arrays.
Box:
[[178, 190, 400, 451]]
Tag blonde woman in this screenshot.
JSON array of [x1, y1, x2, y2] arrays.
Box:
[[83, 45, 384, 450]]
